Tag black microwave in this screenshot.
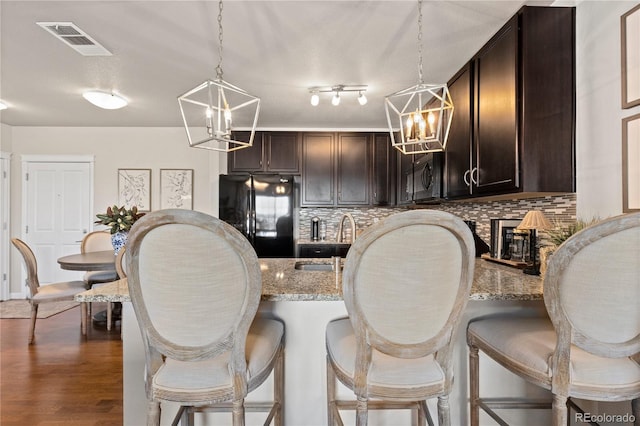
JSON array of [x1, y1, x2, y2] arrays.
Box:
[[401, 153, 443, 203]]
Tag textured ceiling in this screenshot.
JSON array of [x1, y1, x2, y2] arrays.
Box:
[[0, 0, 549, 130]]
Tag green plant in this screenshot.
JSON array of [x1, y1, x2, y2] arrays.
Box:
[[95, 205, 145, 234], [545, 218, 599, 247]]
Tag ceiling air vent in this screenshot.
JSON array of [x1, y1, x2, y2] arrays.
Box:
[[36, 22, 112, 56]]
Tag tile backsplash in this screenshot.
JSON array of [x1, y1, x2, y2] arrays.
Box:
[[299, 194, 577, 246]]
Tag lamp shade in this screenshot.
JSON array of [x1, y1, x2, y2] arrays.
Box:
[[518, 210, 552, 230]]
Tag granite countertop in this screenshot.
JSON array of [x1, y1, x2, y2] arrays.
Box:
[[75, 258, 542, 303]]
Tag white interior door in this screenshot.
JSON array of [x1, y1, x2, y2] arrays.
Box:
[[22, 157, 93, 285], [1, 152, 10, 300]]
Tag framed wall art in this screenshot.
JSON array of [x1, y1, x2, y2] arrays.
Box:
[[623, 113, 640, 212], [622, 3, 640, 108], [118, 168, 151, 211], [160, 169, 193, 210]]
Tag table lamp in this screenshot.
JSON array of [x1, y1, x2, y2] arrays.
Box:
[[518, 210, 552, 275]]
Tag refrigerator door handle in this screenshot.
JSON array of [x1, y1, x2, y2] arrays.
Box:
[[245, 191, 253, 241], [249, 176, 256, 244]]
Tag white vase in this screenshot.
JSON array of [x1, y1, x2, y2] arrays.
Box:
[[111, 231, 128, 255]]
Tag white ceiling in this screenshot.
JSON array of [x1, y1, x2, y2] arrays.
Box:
[[0, 0, 550, 130]]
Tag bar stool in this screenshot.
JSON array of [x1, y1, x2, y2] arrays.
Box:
[[467, 212, 640, 425], [325, 210, 476, 425], [126, 209, 284, 425]]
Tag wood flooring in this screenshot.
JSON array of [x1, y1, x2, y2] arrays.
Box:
[[0, 303, 123, 425]]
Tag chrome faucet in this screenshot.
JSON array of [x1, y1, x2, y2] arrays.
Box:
[[336, 213, 357, 243]]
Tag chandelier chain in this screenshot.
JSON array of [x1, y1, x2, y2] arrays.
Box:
[[417, 0, 423, 84], [216, 0, 224, 80]]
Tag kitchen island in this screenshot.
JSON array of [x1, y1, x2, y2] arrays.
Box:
[[78, 258, 546, 426]]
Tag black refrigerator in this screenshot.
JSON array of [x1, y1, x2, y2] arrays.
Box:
[[219, 174, 295, 258]]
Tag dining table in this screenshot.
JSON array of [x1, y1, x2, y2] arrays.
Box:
[[57, 250, 117, 271], [57, 250, 119, 332]]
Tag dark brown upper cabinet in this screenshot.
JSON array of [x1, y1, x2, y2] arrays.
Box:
[[444, 63, 474, 199], [371, 133, 396, 206], [444, 6, 576, 199], [228, 132, 301, 174], [301, 133, 335, 206], [336, 133, 370, 206], [300, 132, 395, 207]]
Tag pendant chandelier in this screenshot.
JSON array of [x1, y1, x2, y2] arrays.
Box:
[[178, 0, 260, 152], [384, 0, 454, 155]]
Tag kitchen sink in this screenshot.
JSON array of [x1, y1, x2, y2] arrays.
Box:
[[296, 243, 351, 258], [293, 261, 335, 271]]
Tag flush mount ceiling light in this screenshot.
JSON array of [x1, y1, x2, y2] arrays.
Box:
[[0, 101, 7, 110], [82, 90, 128, 109], [308, 85, 368, 107], [178, 0, 260, 153], [384, 0, 454, 155]]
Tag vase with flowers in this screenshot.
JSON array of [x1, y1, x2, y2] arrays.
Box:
[[95, 205, 146, 255]]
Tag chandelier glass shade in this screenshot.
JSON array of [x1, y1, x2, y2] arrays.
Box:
[[385, 83, 454, 154], [178, 0, 260, 152]]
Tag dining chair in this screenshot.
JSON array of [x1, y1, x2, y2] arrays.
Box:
[[100, 247, 128, 332], [115, 246, 127, 279], [467, 212, 640, 425], [81, 230, 118, 286], [126, 209, 284, 426], [325, 210, 476, 425], [81, 230, 119, 329], [11, 238, 89, 344]]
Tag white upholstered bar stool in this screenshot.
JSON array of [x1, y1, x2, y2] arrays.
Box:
[[126, 209, 284, 426], [325, 210, 476, 426], [467, 212, 640, 425]]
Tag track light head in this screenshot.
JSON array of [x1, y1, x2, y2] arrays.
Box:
[[358, 92, 367, 106]]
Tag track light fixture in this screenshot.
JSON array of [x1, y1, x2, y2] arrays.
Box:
[[308, 85, 368, 107]]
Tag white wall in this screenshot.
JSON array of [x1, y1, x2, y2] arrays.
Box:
[[575, 0, 640, 219], [0, 123, 12, 151], [7, 126, 222, 294]]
